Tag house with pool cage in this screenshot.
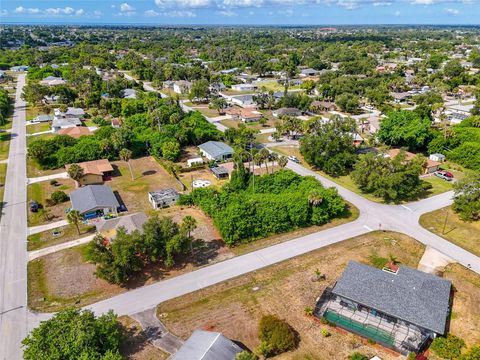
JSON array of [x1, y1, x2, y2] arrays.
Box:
[[314, 261, 452, 355]]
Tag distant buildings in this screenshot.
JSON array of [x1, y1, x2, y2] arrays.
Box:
[[40, 76, 67, 86], [173, 80, 193, 94]]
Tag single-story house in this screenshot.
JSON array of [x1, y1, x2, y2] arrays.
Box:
[[227, 108, 263, 123], [69, 185, 120, 218], [210, 166, 230, 179], [390, 92, 412, 104], [273, 107, 302, 118], [122, 88, 137, 99], [385, 149, 440, 174], [361, 116, 381, 134], [198, 141, 234, 161], [52, 117, 82, 132], [187, 157, 204, 167], [58, 126, 92, 138], [315, 261, 452, 355], [351, 133, 364, 146], [171, 330, 243, 360], [111, 118, 121, 128], [311, 100, 336, 112], [42, 95, 60, 104], [65, 159, 114, 186], [429, 153, 446, 163], [300, 68, 319, 77], [40, 76, 67, 86], [10, 65, 29, 72], [95, 212, 148, 240], [54, 107, 85, 119], [148, 188, 179, 209], [231, 83, 257, 92], [228, 94, 255, 108], [32, 114, 54, 123], [173, 80, 193, 94]]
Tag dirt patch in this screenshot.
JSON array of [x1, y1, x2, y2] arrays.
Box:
[[157, 231, 425, 360], [418, 246, 455, 275]]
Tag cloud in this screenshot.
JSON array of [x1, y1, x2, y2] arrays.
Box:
[[155, 0, 211, 8], [145, 10, 160, 16], [14, 6, 40, 14], [444, 7, 460, 15], [93, 10, 102, 17], [222, 0, 263, 7], [336, 0, 360, 10], [394, 10, 401, 15], [164, 10, 197, 17], [75, 9, 85, 16], [372, 1, 392, 6], [45, 7, 75, 15], [218, 10, 237, 16], [0, 9, 8, 16], [120, 3, 135, 12]]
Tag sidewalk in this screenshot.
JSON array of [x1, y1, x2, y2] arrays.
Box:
[[27, 172, 69, 184], [28, 219, 69, 235], [28, 233, 95, 261]]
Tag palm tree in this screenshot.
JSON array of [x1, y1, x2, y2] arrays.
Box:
[[254, 152, 263, 174], [119, 148, 133, 180], [181, 216, 197, 256], [278, 156, 288, 169], [259, 148, 270, 174], [388, 254, 400, 265], [67, 163, 84, 187], [308, 190, 323, 206], [270, 152, 279, 173], [67, 210, 82, 235]]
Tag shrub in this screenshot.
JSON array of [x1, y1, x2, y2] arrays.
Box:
[[408, 352, 417, 360], [430, 334, 465, 359], [258, 315, 296, 357], [348, 353, 369, 360], [50, 179, 58, 186], [321, 329, 331, 338], [235, 351, 257, 360], [304, 307, 314, 316], [50, 190, 69, 204]]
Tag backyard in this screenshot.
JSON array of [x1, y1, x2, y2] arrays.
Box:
[[156, 231, 480, 359], [420, 206, 480, 257]]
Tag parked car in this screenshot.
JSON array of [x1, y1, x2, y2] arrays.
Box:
[[434, 170, 454, 181], [287, 155, 300, 163], [29, 200, 39, 212]]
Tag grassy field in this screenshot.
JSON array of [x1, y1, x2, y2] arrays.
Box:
[[26, 122, 51, 135], [420, 206, 480, 257], [27, 178, 76, 226], [220, 118, 275, 131], [156, 231, 480, 359], [26, 104, 47, 121], [0, 132, 10, 160], [26, 156, 64, 178], [27, 223, 96, 251]]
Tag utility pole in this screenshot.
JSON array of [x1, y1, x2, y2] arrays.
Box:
[[442, 208, 449, 235]]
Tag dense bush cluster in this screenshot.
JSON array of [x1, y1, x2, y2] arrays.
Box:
[[86, 215, 194, 284], [258, 315, 296, 357], [22, 308, 123, 360], [180, 169, 346, 246], [430, 334, 465, 359], [0, 89, 11, 126]]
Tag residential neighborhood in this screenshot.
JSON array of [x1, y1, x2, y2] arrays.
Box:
[[0, 18, 480, 360]]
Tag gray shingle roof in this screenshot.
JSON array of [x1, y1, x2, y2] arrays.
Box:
[[52, 118, 82, 128], [198, 141, 234, 159], [95, 212, 148, 234], [70, 185, 120, 214], [332, 261, 451, 334], [149, 188, 179, 203], [171, 330, 243, 360]]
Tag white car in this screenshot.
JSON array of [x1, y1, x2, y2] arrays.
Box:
[[287, 156, 300, 163]]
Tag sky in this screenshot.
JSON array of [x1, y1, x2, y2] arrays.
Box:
[[1, 0, 479, 25]]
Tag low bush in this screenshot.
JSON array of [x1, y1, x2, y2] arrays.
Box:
[[258, 315, 296, 357], [50, 190, 69, 205], [430, 334, 465, 359]]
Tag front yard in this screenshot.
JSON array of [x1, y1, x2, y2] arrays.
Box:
[[26, 122, 51, 135], [156, 231, 480, 359], [420, 206, 480, 257], [27, 178, 76, 226], [27, 223, 96, 251]]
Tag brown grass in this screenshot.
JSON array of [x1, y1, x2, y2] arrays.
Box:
[[420, 206, 480, 257], [157, 231, 426, 360]]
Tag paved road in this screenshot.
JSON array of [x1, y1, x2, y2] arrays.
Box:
[[0, 74, 28, 360]]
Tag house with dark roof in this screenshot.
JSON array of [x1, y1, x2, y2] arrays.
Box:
[[171, 330, 243, 360], [315, 261, 452, 355], [198, 141, 234, 161], [69, 185, 120, 218]]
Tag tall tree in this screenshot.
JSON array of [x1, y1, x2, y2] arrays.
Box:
[[67, 163, 84, 186], [452, 172, 480, 221], [119, 148, 133, 180], [67, 210, 82, 235], [181, 215, 197, 256]]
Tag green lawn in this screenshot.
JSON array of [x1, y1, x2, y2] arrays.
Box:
[[26, 122, 51, 134], [26, 156, 64, 178], [0, 132, 11, 160], [26, 105, 46, 121], [422, 176, 454, 196], [420, 206, 480, 257], [0, 163, 7, 214], [27, 223, 96, 251]]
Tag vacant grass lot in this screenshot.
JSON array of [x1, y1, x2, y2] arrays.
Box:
[[26, 156, 65, 178], [420, 206, 480, 257], [27, 178, 76, 226], [220, 118, 276, 130], [26, 122, 51, 134], [27, 223, 96, 251], [157, 232, 480, 359], [27, 206, 232, 312]]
